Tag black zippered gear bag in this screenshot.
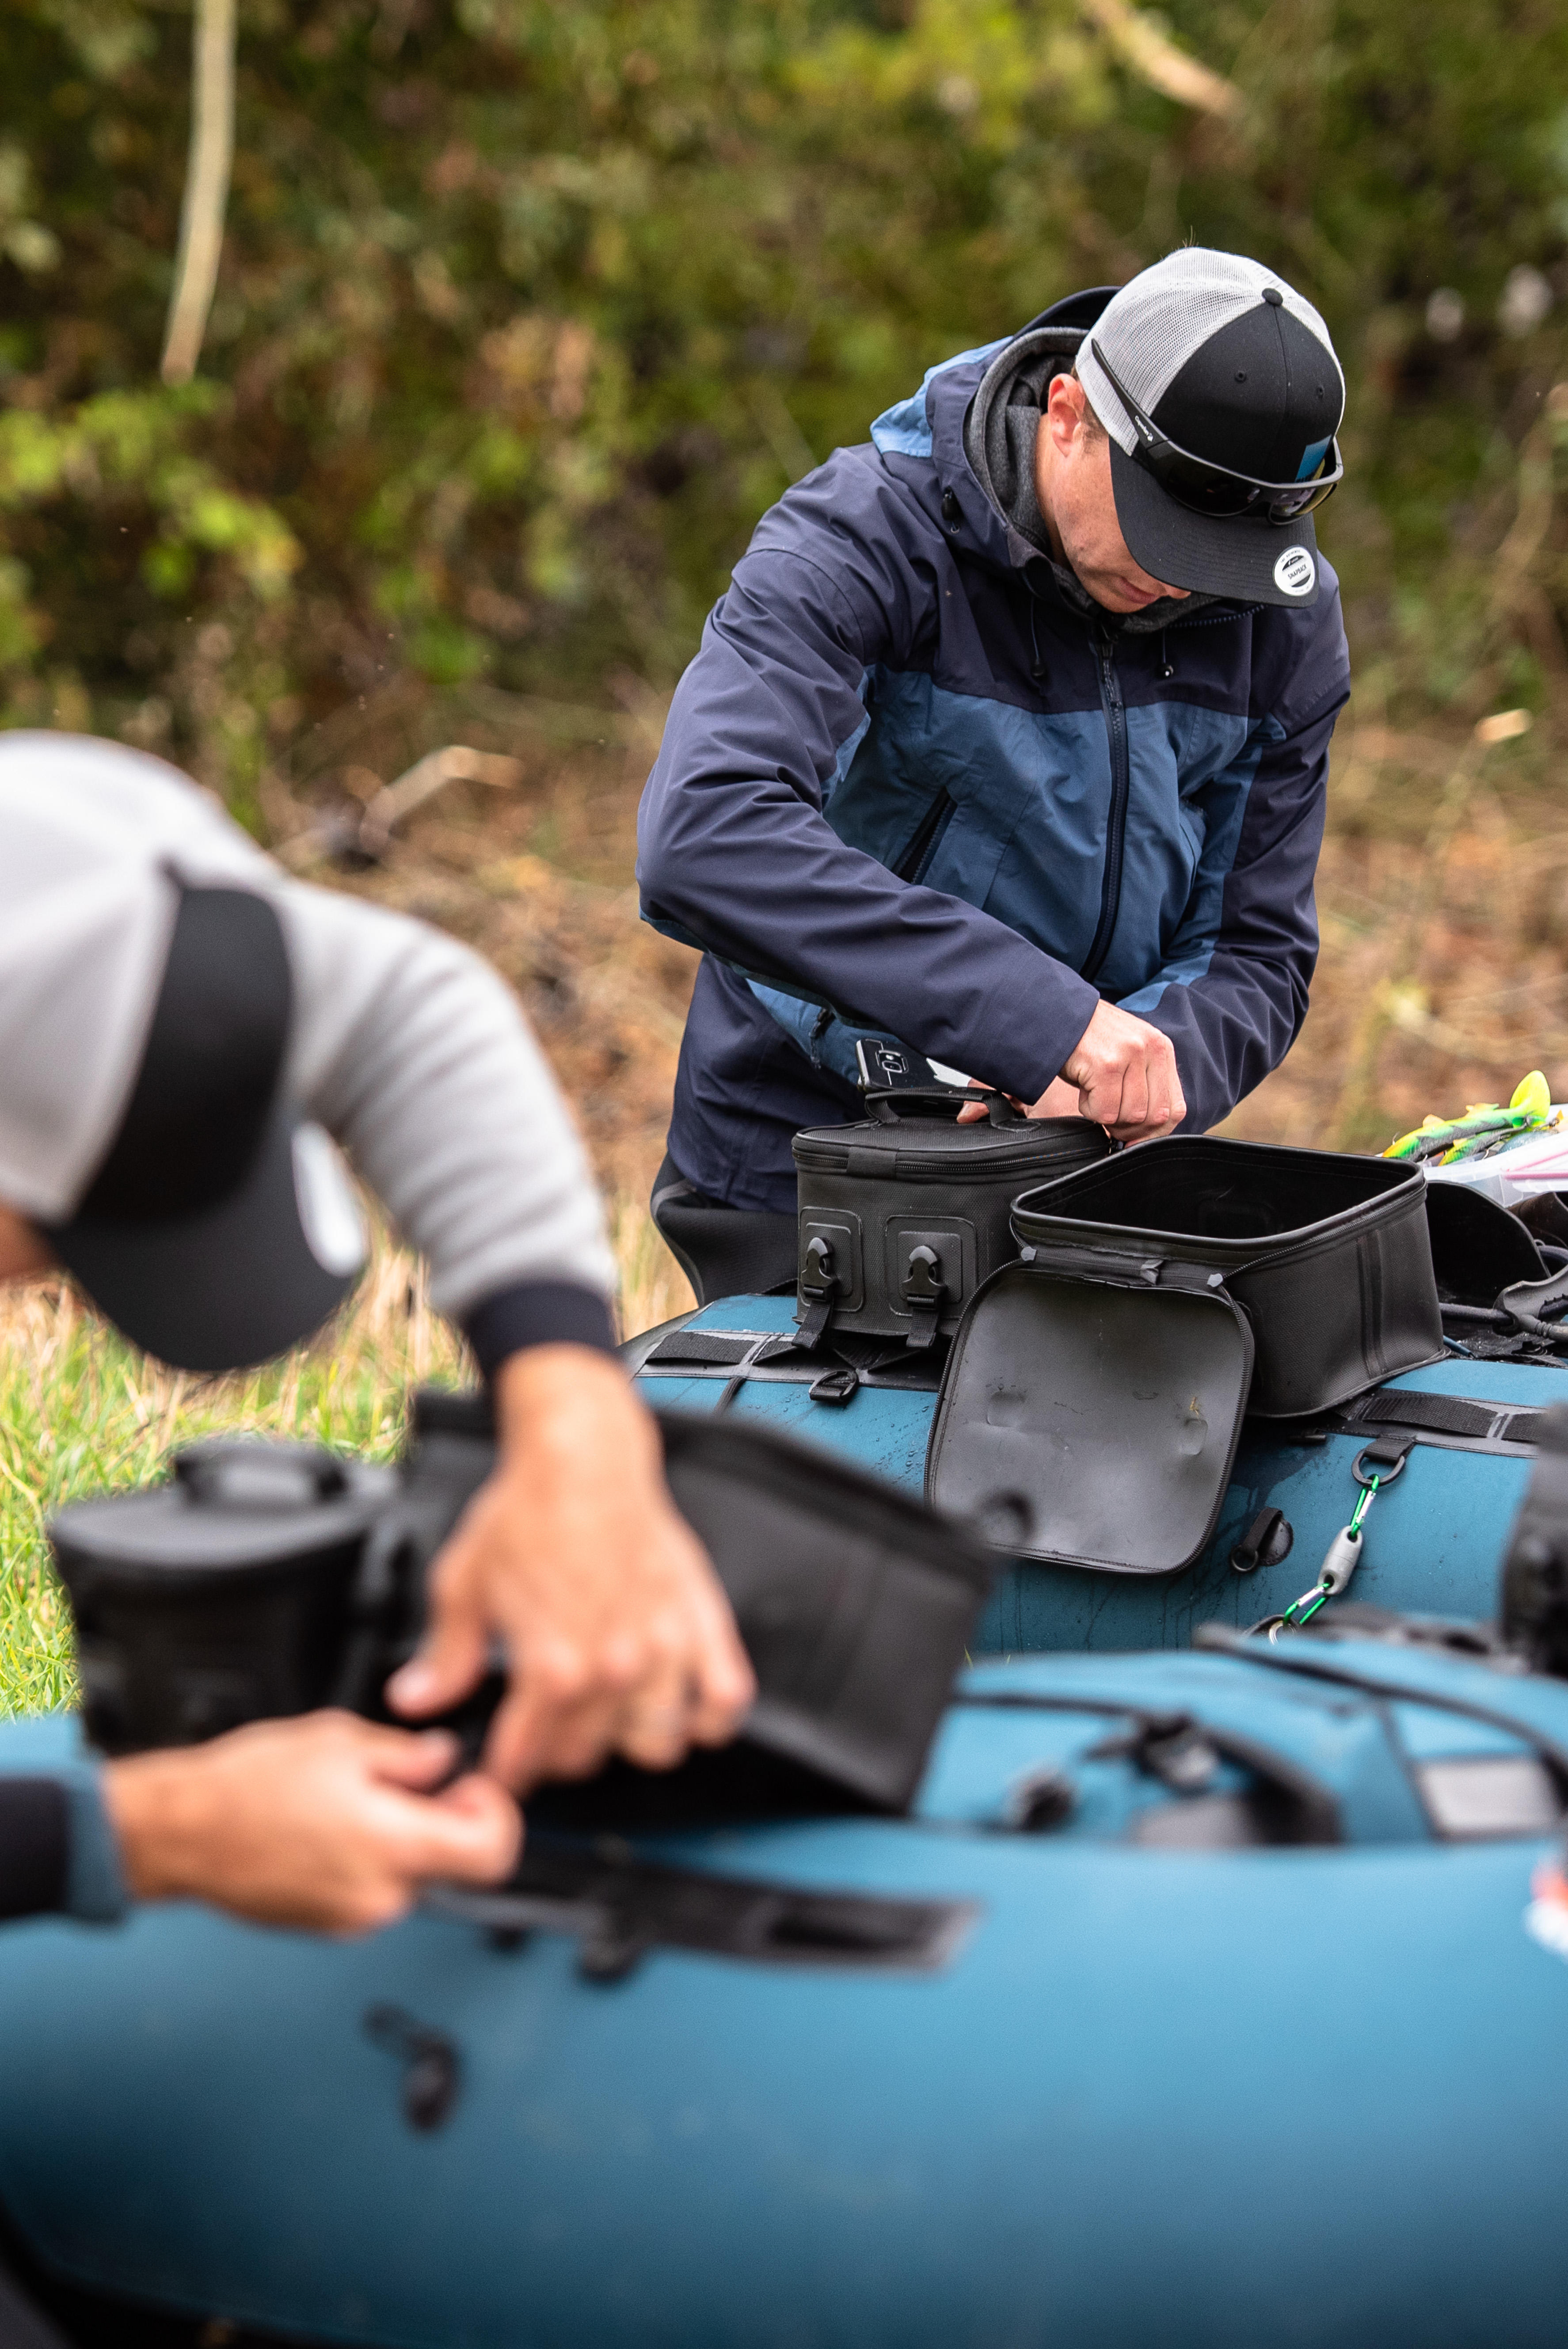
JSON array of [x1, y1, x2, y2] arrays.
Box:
[[791, 1089, 1109, 1351]]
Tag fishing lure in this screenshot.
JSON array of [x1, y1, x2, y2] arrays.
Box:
[[1383, 1070, 1552, 1165]]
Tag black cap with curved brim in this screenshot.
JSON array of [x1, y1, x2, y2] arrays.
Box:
[[45, 885, 365, 1373], [1073, 248, 1346, 612], [1107, 440, 1323, 609]]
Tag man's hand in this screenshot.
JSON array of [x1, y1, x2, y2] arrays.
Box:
[[386, 1347, 755, 1793], [1061, 1001, 1185, 1142], [956, 1075, 1085, 1126], [102, 1713, 519, 1936]]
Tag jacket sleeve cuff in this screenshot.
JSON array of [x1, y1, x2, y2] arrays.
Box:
[[0, 1778, 70, 1923], [461, 1280, 618, 1380], [64, 1767, 131, 1925], [985, 966, 1102, 1103]]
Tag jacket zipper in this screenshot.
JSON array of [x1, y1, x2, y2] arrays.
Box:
[[1083, 629, 1128, 983], [894, 789, 956, 883]]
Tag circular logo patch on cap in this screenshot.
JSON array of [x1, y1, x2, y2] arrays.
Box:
[[1273, 546, 1316, 598]]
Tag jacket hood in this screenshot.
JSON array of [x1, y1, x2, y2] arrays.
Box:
[[874, 290, 1236, 634]]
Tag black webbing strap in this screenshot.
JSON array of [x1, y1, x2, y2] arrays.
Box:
[[795, 1298, 835, 1352], [1350, 1389, 1546, 1450], [644, 1332, 757, 1369]]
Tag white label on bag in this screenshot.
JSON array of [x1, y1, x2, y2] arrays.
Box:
[[1274, 546, 1316, 598]]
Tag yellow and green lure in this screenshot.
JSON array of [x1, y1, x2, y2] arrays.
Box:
[[1383, 1071, 1554, 1166]]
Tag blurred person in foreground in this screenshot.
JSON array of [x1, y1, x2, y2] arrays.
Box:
[[0, 731, 754, 1945], [638, 249, 1351, 1300]]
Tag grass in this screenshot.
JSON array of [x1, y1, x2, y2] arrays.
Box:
[[0, 1203, 693, 1719]]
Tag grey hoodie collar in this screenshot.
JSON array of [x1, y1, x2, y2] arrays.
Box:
[[962, 326, 1220, 637]]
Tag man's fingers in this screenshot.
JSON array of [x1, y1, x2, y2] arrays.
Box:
[[358, 1722, 463, 1789], [683, 1587, 757, 1747], [480, 1637, 610, 1789], [385, 1551, 490, 1720], [480, 1577, 754, 1788], [615, 1650, 697, 1770], [1025, 1077, 1084, 1120], [1116, 1055, 1150, 1135], [1081, 1061, 1123, 1135], [368, 1770, 521, 1887]]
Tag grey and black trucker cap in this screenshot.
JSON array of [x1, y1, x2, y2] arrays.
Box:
[[1073, 248, 1345, 609], [0, 734, 365, 1372]]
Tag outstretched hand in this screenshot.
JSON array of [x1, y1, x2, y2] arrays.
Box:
[[386, 1346, 755, 1793]]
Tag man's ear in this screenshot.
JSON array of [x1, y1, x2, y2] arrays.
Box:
[[1042, 370, 1092, 454]]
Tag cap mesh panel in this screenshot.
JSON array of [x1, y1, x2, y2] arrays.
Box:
[[1077, 248, 1343, 461]]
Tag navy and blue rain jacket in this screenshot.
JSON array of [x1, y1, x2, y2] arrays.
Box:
[[638, 308, 1351, 1211]]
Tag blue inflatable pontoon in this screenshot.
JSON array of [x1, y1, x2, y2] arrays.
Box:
[[2, 1628, 1568, 2347], [627, 1296, 1563, 1648]]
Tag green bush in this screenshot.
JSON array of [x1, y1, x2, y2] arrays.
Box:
[[3, 0, 1568, 800]]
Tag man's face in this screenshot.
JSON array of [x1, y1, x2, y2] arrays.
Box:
[[1033, 375, 1190, 616]]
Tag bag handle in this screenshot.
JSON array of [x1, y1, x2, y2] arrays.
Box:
[[174, 1440, 348, 1510], [865, 1087, 1026, 1128]]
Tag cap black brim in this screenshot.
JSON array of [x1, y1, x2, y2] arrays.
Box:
[[49, 1103, 359, 1374], [1107, 440, 1323, 610]]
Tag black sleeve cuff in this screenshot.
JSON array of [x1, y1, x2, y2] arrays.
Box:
[[0, 1778, 70, 1922], [462, 1280, 618, 1381]]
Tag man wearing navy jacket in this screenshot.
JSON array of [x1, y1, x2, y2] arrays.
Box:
[[639, 247, 1351, 1299]]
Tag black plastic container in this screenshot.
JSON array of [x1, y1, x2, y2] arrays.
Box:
[[791, 1089, 1110, 1349], [49, 1442, 396, 1754], [1010, 1137, 1443, 1418]]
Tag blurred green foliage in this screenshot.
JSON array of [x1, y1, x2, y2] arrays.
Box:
[[3, 0, 1568, 806]]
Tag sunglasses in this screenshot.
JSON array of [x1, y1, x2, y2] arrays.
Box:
[[1088, 340, 1342, 525]]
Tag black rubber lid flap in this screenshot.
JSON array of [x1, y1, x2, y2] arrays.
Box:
[[656, 1412, 994, 1810], [925, 1260, 1254, 1574]]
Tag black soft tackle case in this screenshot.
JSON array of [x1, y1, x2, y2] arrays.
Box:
[[1009, 1137, 1443, 1417], [926, 1138, 1443, 1576], [791, 1089, 1109, 1352]]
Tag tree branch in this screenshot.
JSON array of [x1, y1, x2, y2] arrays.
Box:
[[160, 0, 237, 386]]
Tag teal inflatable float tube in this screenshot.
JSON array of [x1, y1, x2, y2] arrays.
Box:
[[4, 1632, 1568, 2348], [627, 1298, 1560, 1647]]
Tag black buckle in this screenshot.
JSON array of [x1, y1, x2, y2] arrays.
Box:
[[808, 1364, 859, 1407], [902, 1243, 946, 1354]]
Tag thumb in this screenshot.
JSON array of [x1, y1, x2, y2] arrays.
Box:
[[385, 1565, 490, 1721], [402, 1775, 521, 1886]]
